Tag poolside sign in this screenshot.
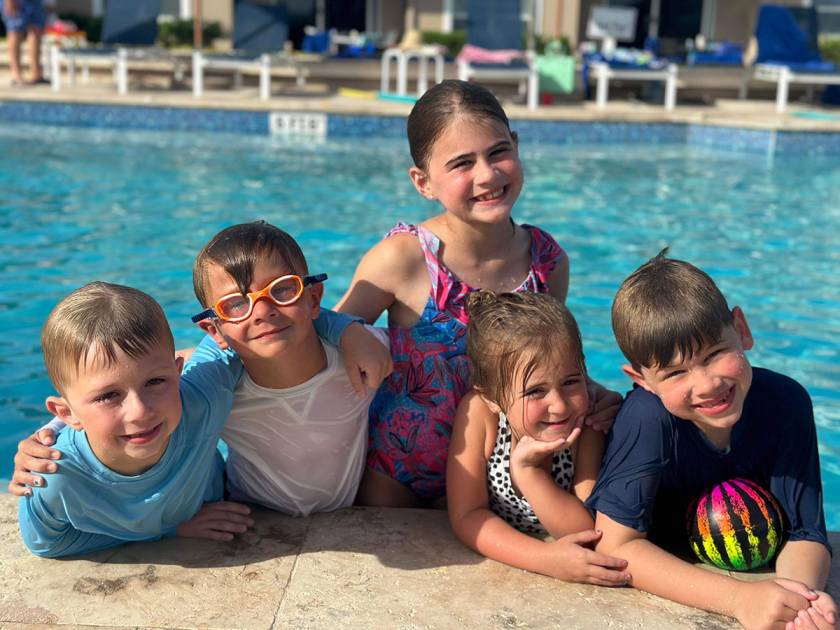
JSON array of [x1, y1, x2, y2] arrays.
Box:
[[269, 112, 327, 139], [586, 6, 638, 43]]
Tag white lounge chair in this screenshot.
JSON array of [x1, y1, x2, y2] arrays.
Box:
[[192, 0, 306, 101]]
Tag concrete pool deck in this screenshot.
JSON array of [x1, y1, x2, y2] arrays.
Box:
[[0, 494, 838, 629], [2, 72, 840, 133]]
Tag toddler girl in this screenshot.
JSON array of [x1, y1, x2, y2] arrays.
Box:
[[337, 80, 619, 507], [447, 291, 629, 584]]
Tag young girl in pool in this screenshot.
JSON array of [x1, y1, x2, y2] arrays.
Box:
[[447, 291, 630, 584], [337, 79, 620, 507]]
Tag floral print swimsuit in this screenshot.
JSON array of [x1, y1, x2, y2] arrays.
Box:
[[366, 222, 565, 500]]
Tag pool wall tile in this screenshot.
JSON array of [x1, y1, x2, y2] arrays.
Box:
[[3, 99, 840, 155], [0, 101, 268, 134]]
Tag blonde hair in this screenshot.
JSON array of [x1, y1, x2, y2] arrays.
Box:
[[41, 281, 174, 393], [467, 291, 585, 412]]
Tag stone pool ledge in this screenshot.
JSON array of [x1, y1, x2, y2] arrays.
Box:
[[0, 494, 837, 629]]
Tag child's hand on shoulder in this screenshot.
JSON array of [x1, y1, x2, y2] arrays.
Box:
[[585, 380, 622, 433], [545, 529, 630, 586], [340, 323, 393, 397], [177, 501, 254, 542], [8, 428, 61, 496]]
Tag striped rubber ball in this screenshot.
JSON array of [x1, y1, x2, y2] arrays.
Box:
[[686, 478, 784, 571]]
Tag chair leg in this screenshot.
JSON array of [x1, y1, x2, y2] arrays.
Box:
[[664, 64, 677, 111], [192, 50, 203, 97], [595, 64, 609, 108], [776, 67, 790, 113], [260, 54, 270, 100], [116, 48, 128, 95], [50, 44, 60, 91]]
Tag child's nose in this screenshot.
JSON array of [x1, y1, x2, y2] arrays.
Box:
[[250, 294, 279, 320], [693, 367, 722, 396], [125, 392, 154, 423], [547, 391, 569, 415], [474, 158, 497, 185]]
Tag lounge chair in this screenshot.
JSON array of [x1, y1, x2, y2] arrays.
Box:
[[192, 0, 307, 101], [455, 0, 538, 110], [743, 5, 840, 113], [49, 0, 174, 95]]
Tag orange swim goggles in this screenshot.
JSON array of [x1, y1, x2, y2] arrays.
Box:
[[191, 273, 327, 323]]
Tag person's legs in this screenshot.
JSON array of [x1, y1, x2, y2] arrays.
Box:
[[7, 30, 24, 83], [26, 24, 43, 81]]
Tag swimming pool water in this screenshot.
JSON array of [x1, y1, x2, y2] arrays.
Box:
[[1, 123, 838, 528]]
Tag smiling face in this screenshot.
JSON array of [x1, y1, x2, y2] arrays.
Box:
[[197, 255, 322, 366], [624, 309, 754, 448], [501, 350, 590, 443], [46, 342, 183, 476], [409, 115, 523, 227]]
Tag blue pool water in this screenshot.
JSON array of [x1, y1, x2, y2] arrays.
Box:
[[1, 123, 838, 528]]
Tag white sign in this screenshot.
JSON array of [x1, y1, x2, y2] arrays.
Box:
[[269, 112, 327, 138], [586, 6, 638, 42]]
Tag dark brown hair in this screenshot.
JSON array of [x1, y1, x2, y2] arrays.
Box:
[[407, 79, 512, 169], [467, 291, 585, 412], [193, 220, 308, 307], [612, 248, 734, 370], [41, 282, 174, 393]]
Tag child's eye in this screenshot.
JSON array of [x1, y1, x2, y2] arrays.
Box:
[[490, 146, 510, 157], [663, 370, 685, 380], [524, 387, 546, 398], [562, 377, 583, 387], [705, 349, 724, 363], [93, 391, 119, 404], [147, 377, 167, 387]]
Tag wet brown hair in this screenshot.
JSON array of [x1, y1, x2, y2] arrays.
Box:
[[407, 79, 512, 170], [41, 281, 174, 394], [193, 220, 308, 307], [467, 291, 585, 413], [612, 248, 734, 370]]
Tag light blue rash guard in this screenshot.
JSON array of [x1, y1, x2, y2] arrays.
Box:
[[18, 335, 243, 558], [17, 309, 358, 557]]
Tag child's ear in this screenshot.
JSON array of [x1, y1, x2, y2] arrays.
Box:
[[408, 166, 434, 200], [197, 319, 229, 350], [175, 355, 185, 373], [511, 130, 519, 146], [477, 391, 502, 415], [45, 396, 83, 431], [731, 306, 754, 351], [621, 364, 655, 393], [307, 282, 323, 319]]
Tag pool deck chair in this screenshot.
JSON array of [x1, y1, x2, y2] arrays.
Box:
[[590, 61, 678, 110], [49, 0, 170, 95], [192, 0, 307, 101], [456, 0, 538, 110], [745, 5, 840, 113]]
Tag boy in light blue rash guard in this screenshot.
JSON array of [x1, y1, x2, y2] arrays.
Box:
[[17, 281, 367, 557], [18, 282, 243, 557]]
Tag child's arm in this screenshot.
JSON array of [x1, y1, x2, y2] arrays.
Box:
[[594, 512, 818, 628], [335, 233, 427, 325], [19, 484, 134, 558], [570, 425, 605, 503], [447, 392, 629, 585]]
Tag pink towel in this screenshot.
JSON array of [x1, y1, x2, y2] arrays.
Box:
[[456, 44, 525, 64]]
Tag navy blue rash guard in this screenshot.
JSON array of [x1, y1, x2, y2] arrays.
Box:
[[586, 367, 830, 557]]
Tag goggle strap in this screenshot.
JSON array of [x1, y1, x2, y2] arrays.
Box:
[[303, 273, 328, 286], [191, 308, 217, 323]]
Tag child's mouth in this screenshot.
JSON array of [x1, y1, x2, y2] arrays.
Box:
[[693, 385, 736, 416], [472, 186, 506, 202], [122, 423, 163, 444]]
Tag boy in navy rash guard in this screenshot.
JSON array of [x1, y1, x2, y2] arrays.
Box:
[[586, 251, 835, 630]]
